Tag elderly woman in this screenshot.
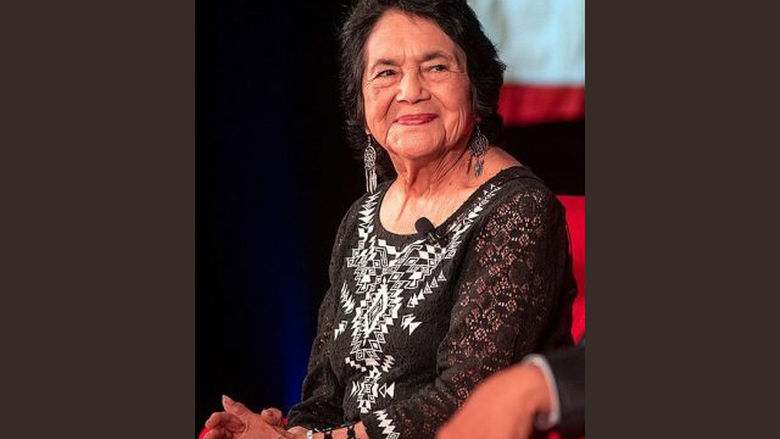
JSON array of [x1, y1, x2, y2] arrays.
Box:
[[204, 1, 575, 438]]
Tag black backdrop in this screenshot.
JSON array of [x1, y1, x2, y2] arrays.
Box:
[[196, 0, 584, 431]]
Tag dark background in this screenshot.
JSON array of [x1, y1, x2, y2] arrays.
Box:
[[195, 0, 584, 430]]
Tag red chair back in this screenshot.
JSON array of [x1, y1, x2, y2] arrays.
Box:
[[557, 195, 585, 343]]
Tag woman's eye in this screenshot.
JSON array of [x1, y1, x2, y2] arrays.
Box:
[[376, 70, 396, 78], [429, 64, 448, 72]]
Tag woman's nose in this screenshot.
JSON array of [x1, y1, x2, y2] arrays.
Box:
[[396, 72, 430, 104]]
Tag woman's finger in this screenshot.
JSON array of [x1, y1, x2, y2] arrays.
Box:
[[222, 394, 253, 419], [205, 412, 244, 432], [205, 412, 229, 428], [202, 428, 230, 439], [205, 412, 225, 428]]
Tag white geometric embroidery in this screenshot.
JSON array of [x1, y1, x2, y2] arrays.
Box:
[[341, 184, 503, 415], [400, 314, 421, 335], [378, 382, 395, 398], [334, 320, 348, 340], [340, 281, 356, 314], [374, 409, 400, 439]]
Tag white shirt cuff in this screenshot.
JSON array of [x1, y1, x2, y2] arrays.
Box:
[[522, 354, 561, 430]]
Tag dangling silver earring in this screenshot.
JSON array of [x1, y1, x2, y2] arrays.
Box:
[[469, 125, 489, 177], [364, 135, 378, 194]]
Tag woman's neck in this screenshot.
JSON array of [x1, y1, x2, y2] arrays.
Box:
[[390, 145, 473, 200], [379, 145, 483, 234]]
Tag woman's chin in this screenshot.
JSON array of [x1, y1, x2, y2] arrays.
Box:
[[386, 133, 447, 161], [391, 145, 443, 163]]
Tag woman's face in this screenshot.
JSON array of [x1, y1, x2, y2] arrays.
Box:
[[362, 11, 475, 163]]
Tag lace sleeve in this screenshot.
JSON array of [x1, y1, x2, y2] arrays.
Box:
[[360, 187, 575, 439], [286, 203, 359, 429], [285, 285, 342, 429]]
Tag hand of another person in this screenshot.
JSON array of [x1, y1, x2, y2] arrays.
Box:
[[203, 395, 298, 439], [436, 364, 552, 439]]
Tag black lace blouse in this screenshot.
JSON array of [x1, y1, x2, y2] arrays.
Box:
[[287, 166, 576, 439]]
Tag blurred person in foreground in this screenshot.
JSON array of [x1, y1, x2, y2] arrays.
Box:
[[203, 1, 576, 438], [437, 340, 584, 439]]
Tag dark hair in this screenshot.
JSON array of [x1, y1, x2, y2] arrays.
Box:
[[339, 0, 506, 179]]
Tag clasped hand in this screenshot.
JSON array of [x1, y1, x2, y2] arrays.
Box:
[[203, 395, 299, 439]]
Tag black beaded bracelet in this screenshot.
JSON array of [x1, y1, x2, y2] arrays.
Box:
[[346, 423, 356, 439]]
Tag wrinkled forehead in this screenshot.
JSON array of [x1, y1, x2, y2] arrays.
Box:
[[362, 10, 466, 70]]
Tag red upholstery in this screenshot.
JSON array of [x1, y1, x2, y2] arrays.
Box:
[[552, 195, 585, 439], [557, 195, 585, 343]]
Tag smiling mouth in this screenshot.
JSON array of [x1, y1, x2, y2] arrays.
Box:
[[396, 113, 438, 125]]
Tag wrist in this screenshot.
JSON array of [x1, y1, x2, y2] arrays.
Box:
[[505, 363, 553, 413], [525, 365, 553, 414], [286, 426, 308, 438], [303, 422, 360, 439], [519, 355, 559, 429]]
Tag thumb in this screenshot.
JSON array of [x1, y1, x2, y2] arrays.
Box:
[[222, 394, 252, 418], [261, 407, 283, 426]]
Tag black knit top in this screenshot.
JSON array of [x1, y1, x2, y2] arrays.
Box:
[[287, 166, 576, 439]]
